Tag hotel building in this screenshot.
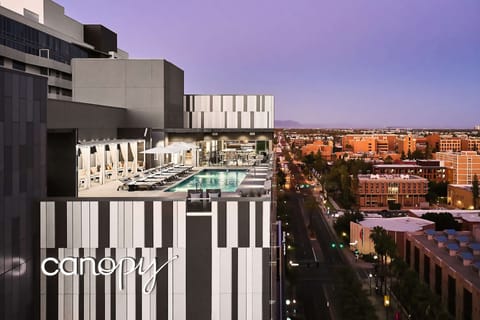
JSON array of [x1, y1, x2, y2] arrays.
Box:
[[356, 174, 428, 210], [1, 1, 278, 319]]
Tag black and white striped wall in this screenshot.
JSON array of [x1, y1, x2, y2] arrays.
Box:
[[40, 199, 273, 320]]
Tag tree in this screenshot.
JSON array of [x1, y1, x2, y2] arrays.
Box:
[[333, 211, 363, 242], [401, 151, 406, 160], [369, 226, 397, 294], [384, 155, 393, 164], [412, 149, 425, 160], [473, 174, 479, 210], [424, 145, 433, 159], [407, 149, 412, 160], [426, 181, 448, 204], [421, 212, 460, 230], [277, 169, 286, 188]]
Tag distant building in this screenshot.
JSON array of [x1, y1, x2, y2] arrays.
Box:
[[301, 140, 333, 160], [435, 151, 480, 184], [373, 160, 447, 182], [426, 134, 441, 151], [439, 137, 462, 152], [448, 185, 476, 210], [461, 138, 480, 152], [356, 174, 428, 209], [350, 217, 434, 256], [342, 134, 396, 153], [475, 125, 480, 130], [406, 229, 480, 319], [396, 134, 416, 155], [409, 210, 480, 232]]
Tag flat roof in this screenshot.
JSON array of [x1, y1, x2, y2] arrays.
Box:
[[450, 184, 473, 192], [358, 174, 427, 181], [359, 217, 434, 232], [409, 209, 480, 223], [410, 232, 480, 291]]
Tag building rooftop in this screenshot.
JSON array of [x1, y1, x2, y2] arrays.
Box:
[[358, 174, 427, 181], [410, 230, 480, 291], [450, 184, 473, 192], [359, 217, 434, 232], [409, 209, 480, 223]]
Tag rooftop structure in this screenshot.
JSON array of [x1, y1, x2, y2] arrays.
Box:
[[406, 229, 480, 319]]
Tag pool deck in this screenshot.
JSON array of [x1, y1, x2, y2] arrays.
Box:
[[78, 165, 272, 198]]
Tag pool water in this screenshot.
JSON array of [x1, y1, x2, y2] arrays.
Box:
[[166, 169, 247, 192]]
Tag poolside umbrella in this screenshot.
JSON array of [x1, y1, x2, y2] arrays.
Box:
[[169, 142, 198, 150], [168, 142, 198, 164], [142, 145, 181, 166], [142, 146, 168, 154]]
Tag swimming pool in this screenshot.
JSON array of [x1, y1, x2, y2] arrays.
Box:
[[165, 169, 247, 192]]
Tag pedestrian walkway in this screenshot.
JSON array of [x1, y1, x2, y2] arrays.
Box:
[[328, 197, 342, 211]]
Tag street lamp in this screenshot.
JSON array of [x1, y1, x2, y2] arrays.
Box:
[[368, 273, 373, 295]]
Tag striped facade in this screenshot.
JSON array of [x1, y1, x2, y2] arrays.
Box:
[[183, 95, 274, 129], [40, 199, 273, 320]]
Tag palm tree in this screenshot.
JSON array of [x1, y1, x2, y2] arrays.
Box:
[[370, 226, 397, 294]]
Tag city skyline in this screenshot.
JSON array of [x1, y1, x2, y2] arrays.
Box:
[[55, 0, 480, 128]]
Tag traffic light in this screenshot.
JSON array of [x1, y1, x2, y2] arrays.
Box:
[[339, 243, 344, 248], [331, 243, 336, 248]]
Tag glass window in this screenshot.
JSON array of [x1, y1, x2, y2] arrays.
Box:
[[0, 14, 92, 65], [12, 60, 26, 71]]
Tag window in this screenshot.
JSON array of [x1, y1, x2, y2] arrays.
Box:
[[435, 265, 442, 295], [424, 255, 430, 285], [12, 60, 26, 71], [0, 14, 91, 65], [61, 89, 72, 97], [448, 276, 456, 317], [414, 247, 420, 273], [464, 289, 472, 320], [0, 56, 4, 66], [405, 240, 411, 265]]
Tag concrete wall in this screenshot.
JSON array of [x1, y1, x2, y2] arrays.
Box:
[[0, 0, 44, 23], [1, 0, 85, 43], [43, 0, 84, 43], [47, 99, 127, 140], [72, 59, 184, 129]]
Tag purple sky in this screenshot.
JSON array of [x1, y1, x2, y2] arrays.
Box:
[[56, 0, 480, 128]]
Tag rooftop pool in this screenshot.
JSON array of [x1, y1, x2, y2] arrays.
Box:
[[165, 169, 248, 192]]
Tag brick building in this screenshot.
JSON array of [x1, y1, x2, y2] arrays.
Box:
[[356, 174, 428, 209]]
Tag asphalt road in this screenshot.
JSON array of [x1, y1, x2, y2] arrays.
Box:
[[285, 188, 352, 320], [283, 155, 357, 320]]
